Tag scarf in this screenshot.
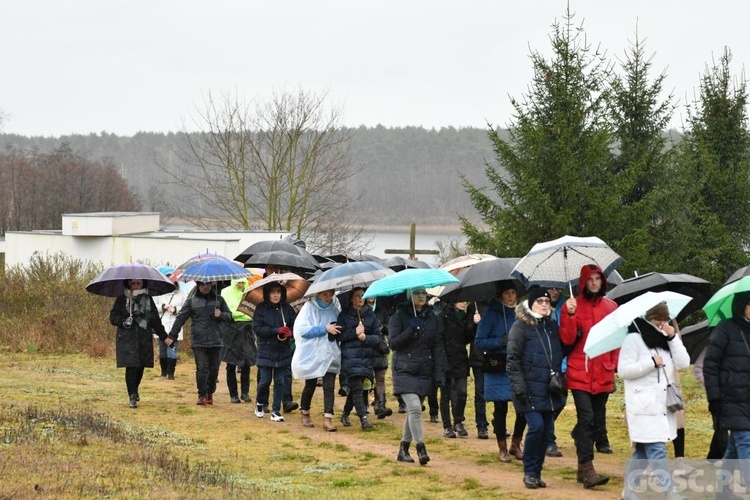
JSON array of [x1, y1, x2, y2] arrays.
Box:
[[124, 289, 152, 330], [630, 317, 670, 351]]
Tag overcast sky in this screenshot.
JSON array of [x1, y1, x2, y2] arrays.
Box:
[[1, 1, 747, 137]]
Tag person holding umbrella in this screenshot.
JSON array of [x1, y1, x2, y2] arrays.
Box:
[[292, 288, 341, 431], [110, 278, 169, 408], [153, 266, 186, 380], [559, 264, 616, 488], [220, 278, 257, 403], [474, 280, 527, 462], [619, 301, 690, 500], [252, 281, 297, 422], [390, 288, 446, 466], [166, 281, 233, 405]]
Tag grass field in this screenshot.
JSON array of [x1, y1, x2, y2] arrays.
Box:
[[0, 351, 717, 499]]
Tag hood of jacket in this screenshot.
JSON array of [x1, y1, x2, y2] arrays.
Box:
[[579, 264, 608, 300], [262, 281, 288, 304], [514, 301, 548, 327]]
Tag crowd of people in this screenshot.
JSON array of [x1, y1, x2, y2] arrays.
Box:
[[109, 262, 746, 497]]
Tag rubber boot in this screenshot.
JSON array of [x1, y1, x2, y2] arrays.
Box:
[[167, 359, 176, 380], [497, 438, 511, 463], [580, 460, 609, 488], [323, 416, 337, 432], [159, 358, 168, 377], [416, 442, 430, 465], [509, 436, 523, 460], [397, 441, 414, 463], [300, 410, 314, 428]]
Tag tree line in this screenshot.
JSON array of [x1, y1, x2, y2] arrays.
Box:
[[460, 10, 750, 288]]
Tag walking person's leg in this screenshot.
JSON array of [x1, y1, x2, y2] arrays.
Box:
[[192, 347, 209, 403], [440, 378, 454, 436], [592, 392, 611, 453], [571, 390, 609, 488], [240, 365, 251, 401], [472, 366, 488, 438], [226, 363, 239, 402], [402, 393, 429, 464], [206, 347, 221, 402], [255, 366, 272, 417]]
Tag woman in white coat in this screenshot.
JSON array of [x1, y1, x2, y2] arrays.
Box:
[[292, 289, 342, 431], [618, 301, 690, 500], [153, 266, 186, 379]]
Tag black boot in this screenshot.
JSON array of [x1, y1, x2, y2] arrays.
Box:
[[167, 359, 176, 380], [397, 441, 414, 463], [416, 442, 430, 465], [159, 358, 168, 377], [360, 415, 373, 430], [375, 394, 393, 419]]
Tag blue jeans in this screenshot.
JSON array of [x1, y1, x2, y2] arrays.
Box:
[[523, 411, 554, 477], [624, 442, 671, 494], [719, 430, 750, 492], [256, 366, 286, 413]]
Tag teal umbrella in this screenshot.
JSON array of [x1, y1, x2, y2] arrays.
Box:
[[363, 268, 459, 300], [703, 275, 750, 327]]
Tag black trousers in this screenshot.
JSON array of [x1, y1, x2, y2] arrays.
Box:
[[301, 372, 336, 415], [125, 366, 145, 396], [226, 363, 250, 397], [571, 389, 609, 463], [440, 377, 468, 428], [193, 346, 221, 398], [491, 400, 527, 438], [343, 376, 368, 419]]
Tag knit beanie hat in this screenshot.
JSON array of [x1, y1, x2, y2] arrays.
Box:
[[527, 287, 550, 308], [497, 280, 516, 295]]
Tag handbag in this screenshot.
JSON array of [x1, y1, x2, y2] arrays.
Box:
[[661, 366, 684, 412], [482, 351, 507, 373], [534, 326, 567, 398]]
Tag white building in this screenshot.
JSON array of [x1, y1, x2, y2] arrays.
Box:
[[3, 212, 289, 268]]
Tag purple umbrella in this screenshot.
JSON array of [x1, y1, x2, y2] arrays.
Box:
[[86, 263, 176, 297]]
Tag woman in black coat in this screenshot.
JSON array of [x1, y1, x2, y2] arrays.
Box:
[[438, 301, 473, 438], [110, 279, 168, 409], [507, 288, 565, 489], [338, 287, 382, 430], [389, 288, 445, 466], [252, 281, 297, 422]]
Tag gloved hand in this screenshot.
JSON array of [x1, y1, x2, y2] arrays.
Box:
[[514, 392, 528, 405], [122, 317, 133, 329], [410, 316, 423, 331], [708, 400, 721, 418], [277, 326, 293, 340]]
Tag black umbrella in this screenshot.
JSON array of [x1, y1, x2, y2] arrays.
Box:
[[382, 256, 433, 272], [681, 320, 711, 364], [724, 265, 750, 286], [242, 250, 319, 273], [235, 240, 317, 265], [439, 258, 527, 304], [606, 272, 713, 321]]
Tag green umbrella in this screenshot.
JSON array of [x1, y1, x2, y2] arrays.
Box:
[[703, 275, 750, 327]]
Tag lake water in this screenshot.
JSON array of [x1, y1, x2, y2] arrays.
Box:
[[367, 228, 465, 266]]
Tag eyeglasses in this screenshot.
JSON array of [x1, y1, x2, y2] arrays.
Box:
[[535, 298, 551, 304]]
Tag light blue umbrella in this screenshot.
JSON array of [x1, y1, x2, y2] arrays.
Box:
[[583, 290, 693, 358], [363, 268, 459, 300], [306, 261, 395, 296], [178, 255, 252, 282]]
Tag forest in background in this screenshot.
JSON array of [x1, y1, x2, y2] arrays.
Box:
[[0, 126, 506, 228]]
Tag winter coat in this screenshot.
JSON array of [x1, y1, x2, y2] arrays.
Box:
[[466, 301, 485, 369], [168, 287, 232, 348], [389, 303, 445, 397], [110, 291, 167, 368], [220, 281, 257, 367], [507, 302, 565, 413], [338, 304, 382, 380], [474, 299, 516, 402], [292, 296, 341, 380], [704, 291, 750, 431], [559, 264, 619, 394], [253, 301, 297, 369], [439, 305, 472, 379], [618, 317, 690, 443], [153, 288, 186, 340]]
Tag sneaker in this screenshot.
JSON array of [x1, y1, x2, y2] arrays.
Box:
[[283, 401, 299, 413], [230, 396, 241, 404], [241, 393, 252, 403], [270, 411, 285, 422], [430, 414, 439, 423], [546, 444, 563, 457], [454, 422, 468, 437], [129, 394, 138, 409], [443, 427, 457, 438], [672, 457, 697, 478], [254, 403, 264, 418], [478, 429, 489, 439]]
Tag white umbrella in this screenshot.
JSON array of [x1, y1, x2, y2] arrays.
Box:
[[511, 235, 624, 296], [583, 291, 693, 359]]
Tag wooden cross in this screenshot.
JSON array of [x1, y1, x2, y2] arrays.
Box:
[[383, 223, 440, 260]]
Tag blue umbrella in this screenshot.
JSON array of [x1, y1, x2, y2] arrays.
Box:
[[177, 255, 252, 283], [306, 261, 395, 296], [86, 263, 175, 297], [363, 268, 459, 299]]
